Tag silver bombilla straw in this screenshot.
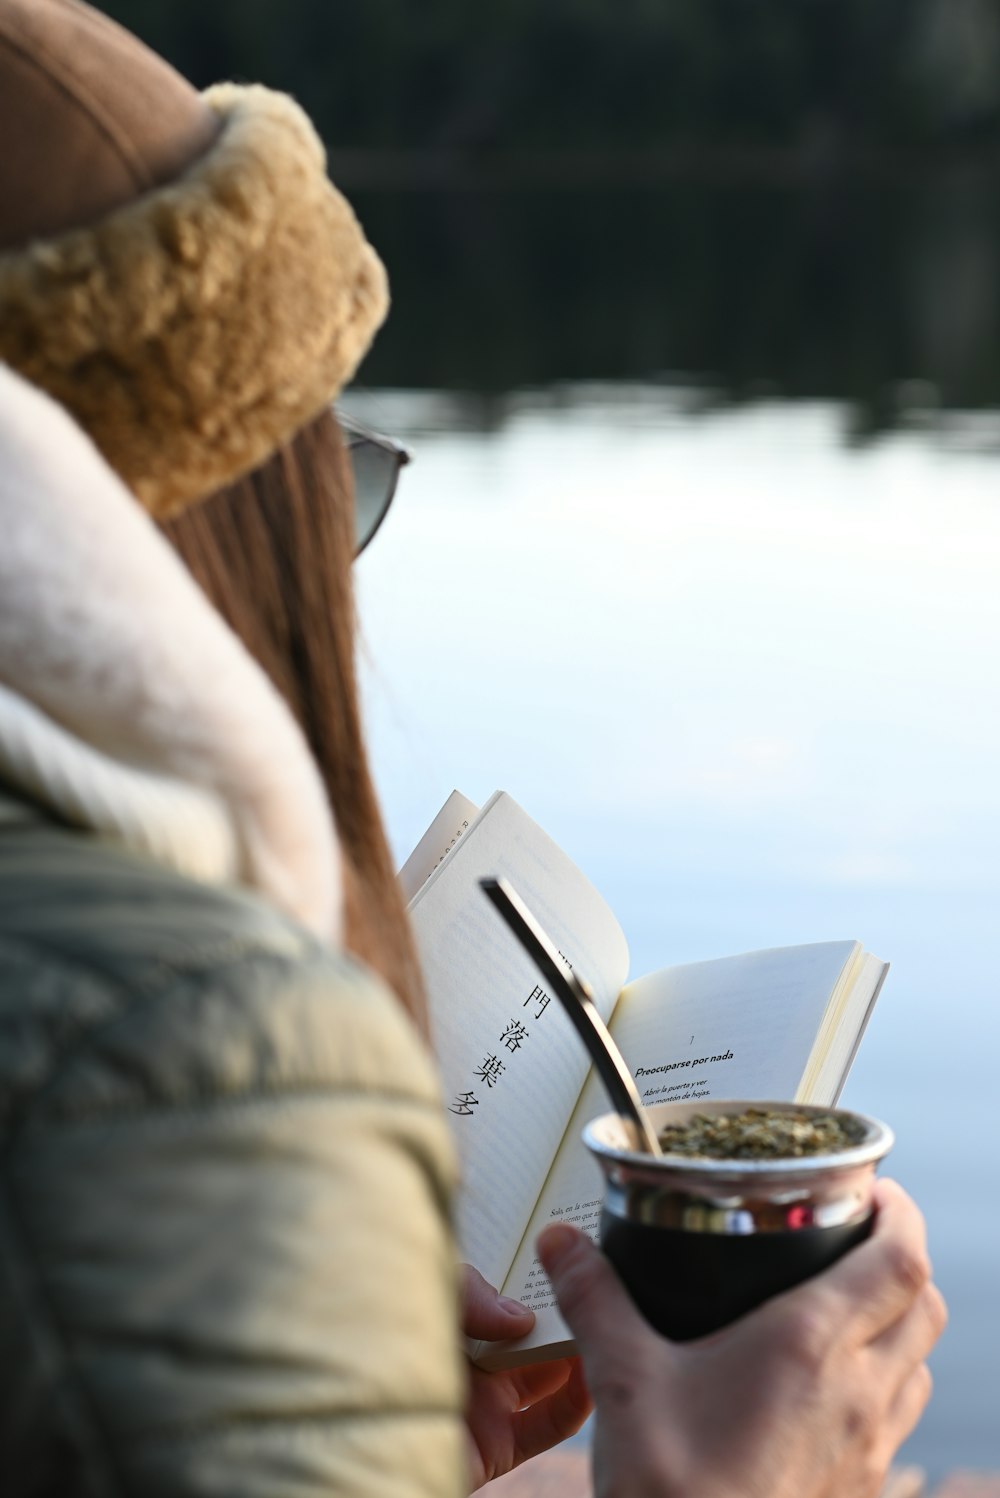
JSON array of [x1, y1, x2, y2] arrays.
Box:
[[480, 877, 662, 1157]]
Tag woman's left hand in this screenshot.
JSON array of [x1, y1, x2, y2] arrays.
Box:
[[461, 1264, 592, 1490]]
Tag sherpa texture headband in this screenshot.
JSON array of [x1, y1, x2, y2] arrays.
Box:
[[0, 83, 389, 519]]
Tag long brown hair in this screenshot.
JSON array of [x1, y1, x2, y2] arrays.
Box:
[[161, 407, 428, 1034]]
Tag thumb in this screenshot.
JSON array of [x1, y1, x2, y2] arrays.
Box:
[[538, 1223, 652, 1367], [461, 1263, 535, 1341]]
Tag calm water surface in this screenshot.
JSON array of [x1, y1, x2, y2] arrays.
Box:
[[350, 385, 1000, 1478]]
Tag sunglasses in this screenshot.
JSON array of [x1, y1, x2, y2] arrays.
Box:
[[337, 409, 411, 557]]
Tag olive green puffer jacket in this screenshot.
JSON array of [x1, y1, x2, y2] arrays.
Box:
[[0, 790, 466, 1498]]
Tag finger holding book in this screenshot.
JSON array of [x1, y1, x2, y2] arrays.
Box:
[[461, 1264, 592, 1491]]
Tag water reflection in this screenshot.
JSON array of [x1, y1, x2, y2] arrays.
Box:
[[352, 179, 1000, 440], [348, 376, 1000, 455], [352, 386, 1000, 1478]]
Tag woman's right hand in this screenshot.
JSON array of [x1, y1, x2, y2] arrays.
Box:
[[538, 1177, 946, 1498]]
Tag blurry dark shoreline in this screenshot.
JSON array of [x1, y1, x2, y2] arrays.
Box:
[[347, 166, 1000, 441], [100, 0, 1000, 437], [329, 144, 1000, 192]]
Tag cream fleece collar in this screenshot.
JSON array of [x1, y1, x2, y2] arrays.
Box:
[[0, 363, 342, 942]]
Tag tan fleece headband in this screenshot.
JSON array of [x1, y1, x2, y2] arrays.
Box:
[[0, 83, 389, 518]]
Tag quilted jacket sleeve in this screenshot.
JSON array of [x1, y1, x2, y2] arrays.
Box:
[[0, 878, 467, 1498]]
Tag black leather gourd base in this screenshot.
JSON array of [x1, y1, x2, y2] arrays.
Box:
[[601, 1208, 873, 1341]]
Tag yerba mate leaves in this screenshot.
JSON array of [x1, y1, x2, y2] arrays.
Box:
[[656, 1107, 866, 1160]]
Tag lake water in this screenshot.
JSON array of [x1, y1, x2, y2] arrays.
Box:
[[350, 383, 1000, 1480]]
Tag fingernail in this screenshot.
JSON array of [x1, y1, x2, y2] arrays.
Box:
[[498, 1296, 532, 1318]]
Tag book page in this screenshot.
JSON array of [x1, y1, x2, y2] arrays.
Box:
[[408, 792, 630, 1298], [397, 788, 480, 903], [489, 941, 860, 1366], [805, 951, 888, 1103], [619, 939, 862, 1111]]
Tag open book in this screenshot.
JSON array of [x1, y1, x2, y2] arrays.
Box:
[[403, 790, 888, 1370]]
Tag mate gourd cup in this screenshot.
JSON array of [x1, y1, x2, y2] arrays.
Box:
[[583, 1098, 894, 1342]]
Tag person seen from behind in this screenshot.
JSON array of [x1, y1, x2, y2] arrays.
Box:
[[0, 2, 945, 1494]]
